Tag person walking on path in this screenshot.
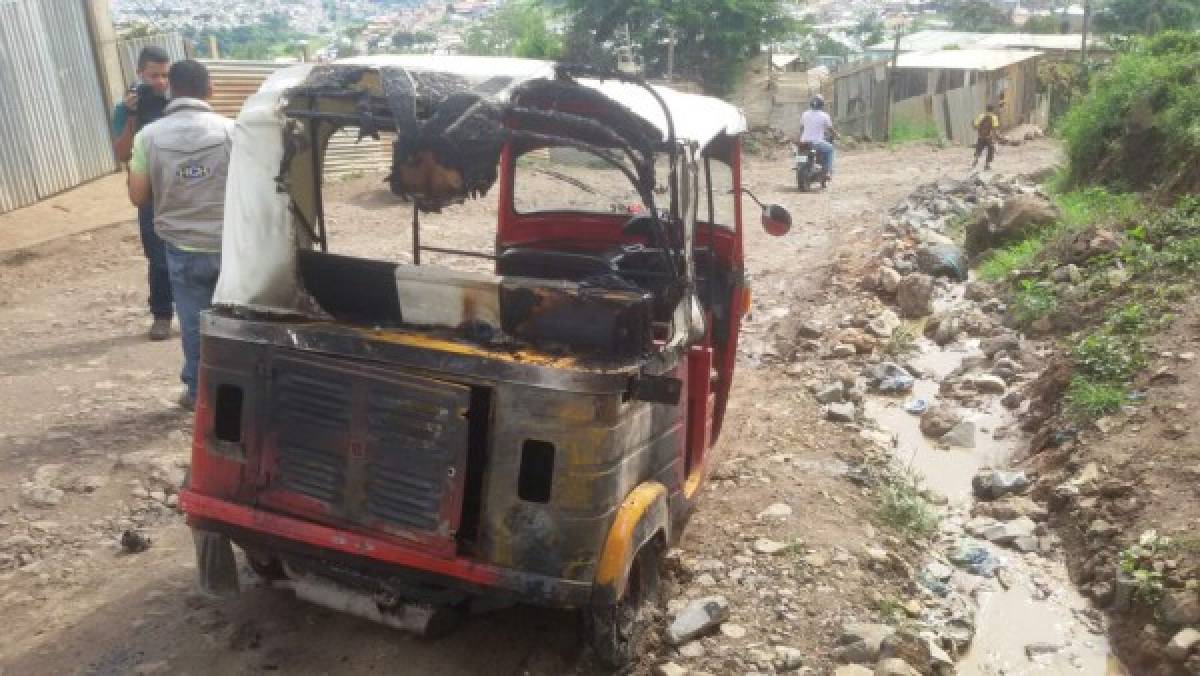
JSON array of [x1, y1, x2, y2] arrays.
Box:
[[113, 46, 174, 341], [972, 104, 1001, 171], [126, 60, 234, 410]]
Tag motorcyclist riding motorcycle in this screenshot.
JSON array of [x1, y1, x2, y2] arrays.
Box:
[[797, 95, 838, 183]]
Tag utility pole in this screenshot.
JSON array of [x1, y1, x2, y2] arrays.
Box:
[[883, 29, 902, 141], [1079, 0, 1091, 86], [665, 27, 677, 81]]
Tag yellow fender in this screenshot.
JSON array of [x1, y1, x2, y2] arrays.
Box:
[[593, 481, 669, 605]]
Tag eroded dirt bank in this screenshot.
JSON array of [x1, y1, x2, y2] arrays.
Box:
[[0, 140, 1061, 675]]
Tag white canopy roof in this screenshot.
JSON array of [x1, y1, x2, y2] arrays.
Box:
[[213, 56, 747, 315]]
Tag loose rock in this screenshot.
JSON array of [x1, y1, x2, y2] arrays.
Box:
[[896, 274, 934, 318], [667, 596, 730, 645], [920, 406, 962, 439]]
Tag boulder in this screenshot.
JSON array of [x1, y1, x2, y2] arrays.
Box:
[[878, 629, 932, 675], [965, 195, 1060, 258], [1160, 590, 1200, 626], [964, 280, 995, 302], [826, 402, 857, 423], [834, 666, 874, 676], [865, 362, 915, 394], [897, 274, 935, 318], [915, 242, 967, 281], [941, 420, 976, 448], [972, 469, 1030, 500], [879, 267, 903, 294], [1063, 227, 1123, 264], [920, 406, 962, 439], [970, 375, 1008, 394], [666, 596, 730, 645], [836, 622, 896, 663], [874, 658, 921, 676], [1167, 628, 1200, 661]]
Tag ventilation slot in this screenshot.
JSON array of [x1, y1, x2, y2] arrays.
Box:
[[517, 440, 555, 503], [214, 384, 244, 443]]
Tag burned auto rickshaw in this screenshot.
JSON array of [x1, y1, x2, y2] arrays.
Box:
[[180, 56, 790, 667]]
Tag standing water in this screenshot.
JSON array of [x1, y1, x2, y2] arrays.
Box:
[[864, 338, 1126, 675]]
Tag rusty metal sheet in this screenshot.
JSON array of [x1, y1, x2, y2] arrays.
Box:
[[0, 0, 116, 214], [202, 59, 393, 177], [116, 32, 188, 88], [260, 353, 471, 558]]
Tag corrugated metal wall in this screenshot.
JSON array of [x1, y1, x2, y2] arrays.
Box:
[[0, 0, 117, 214], [201, 59, 394, 177], [117, 32, 188, 88]]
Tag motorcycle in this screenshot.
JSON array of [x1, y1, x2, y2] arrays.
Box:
[[792, 141, 828, 192]]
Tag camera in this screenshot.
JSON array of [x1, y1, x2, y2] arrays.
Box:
[[131, 82, 168, 124]]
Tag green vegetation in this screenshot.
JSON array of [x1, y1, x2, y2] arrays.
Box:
[[1065, 377, 1128, 419], [1119, 530, 1173, 605], [185, 13, 310, 60], [554, 0, 802, 95], [888, 117, 942, 146], [1095, 0, 1200, 35], [883, 325, 917, 357], [464, 1, 562, 58], [946, 0, 1013, 32], [1011, 280, 1058, 324], [1058, 31, 1200, 194], [877, 470, 939, 538], [978, 238, 1044, 281]]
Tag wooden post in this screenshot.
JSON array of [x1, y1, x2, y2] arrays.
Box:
[[883, 30, 902, 141], [208, 35, 220, 59], [1079, 0, 1091, 85]]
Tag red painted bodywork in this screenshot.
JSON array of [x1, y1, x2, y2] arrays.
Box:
[[184, 134, 749, 600]]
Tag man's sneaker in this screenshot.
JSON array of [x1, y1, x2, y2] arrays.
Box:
[[149, 318, 171, 341], [178, 391, 195, 412]]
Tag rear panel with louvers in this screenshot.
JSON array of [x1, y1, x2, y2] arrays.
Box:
[[261, 355, 471, 556]]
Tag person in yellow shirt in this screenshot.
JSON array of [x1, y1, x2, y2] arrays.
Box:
[[972, 104, 1000, 171]]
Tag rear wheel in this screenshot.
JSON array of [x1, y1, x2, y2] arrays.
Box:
[[585, 540, 664, 670]]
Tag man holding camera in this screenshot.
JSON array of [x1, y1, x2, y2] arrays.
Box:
[[112, 46, 174, 341]]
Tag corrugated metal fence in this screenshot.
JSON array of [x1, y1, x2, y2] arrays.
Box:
[[201, 60, 394, 177], [0, 0, 117, 214], [117, 32, 188, 88]]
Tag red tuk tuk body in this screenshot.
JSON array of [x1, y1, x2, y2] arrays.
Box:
[[178, 57, 777, 667]]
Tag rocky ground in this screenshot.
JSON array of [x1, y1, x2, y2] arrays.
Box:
[[0, 139, 1084, 676]]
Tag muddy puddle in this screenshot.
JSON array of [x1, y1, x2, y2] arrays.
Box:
[[863, 337, 1125, 675]]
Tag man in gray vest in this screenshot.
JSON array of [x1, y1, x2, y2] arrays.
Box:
[[126, 60, 234, 410]]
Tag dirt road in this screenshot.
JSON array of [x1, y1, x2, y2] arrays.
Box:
[[0, 139, 1060, 675]]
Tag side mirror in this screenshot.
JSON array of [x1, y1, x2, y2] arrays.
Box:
[[761, 204, 792, 236], [740, 187, 792, 237]]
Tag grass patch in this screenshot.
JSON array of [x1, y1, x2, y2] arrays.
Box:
[[1065, 376, 1127, 420], [1012, 280, 1058, 325], [878, 470, 939, 538], [978, 238, 1046, 281], [883, 325, 918, 357], [1073, 329, 1145, 382], [889, 117, 942, 147]]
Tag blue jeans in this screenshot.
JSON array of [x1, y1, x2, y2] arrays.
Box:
[[165, 245, 221, 398], [812, 140, 835, 176], [138, 204, 174, 320]]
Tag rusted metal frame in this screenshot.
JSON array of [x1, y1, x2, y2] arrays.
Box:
[[308, 95, 329, 253], [202, 316, 637, 393], [412, 203, 421, 266], [507, 105, 654, 177], [419, 246, 495, 260], [702, 156, 716, 308], [182, 492, 594, 606], [553, 64, 680, 221]]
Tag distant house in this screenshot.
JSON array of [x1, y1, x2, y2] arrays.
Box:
[[830, 48, 1043, 143], [864, 30, 1108, 62]]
